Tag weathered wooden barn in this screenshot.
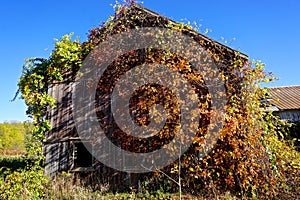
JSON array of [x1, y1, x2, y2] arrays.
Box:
[[43, 3, 248, 190], [268, 86, 300, 122]]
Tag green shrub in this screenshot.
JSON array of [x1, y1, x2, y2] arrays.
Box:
[[0, 167, 48, 199]]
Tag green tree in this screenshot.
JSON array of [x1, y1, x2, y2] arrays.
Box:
[[0, 122, 27, 151]]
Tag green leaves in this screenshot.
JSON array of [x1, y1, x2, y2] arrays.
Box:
[[16, 33, 85, 166], [50, 33, 83, 71], [0, 167, 48, 199]]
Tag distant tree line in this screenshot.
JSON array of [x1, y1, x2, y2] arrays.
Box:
[[0, 121, 32, 151]]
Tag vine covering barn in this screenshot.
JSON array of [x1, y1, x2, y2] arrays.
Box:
[[43, 3, 248, 189], [17, 2, 298, 197]]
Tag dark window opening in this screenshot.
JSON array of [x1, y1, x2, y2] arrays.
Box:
[[73, 142, 93, 168]]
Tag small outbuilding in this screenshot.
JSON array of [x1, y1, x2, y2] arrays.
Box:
[[268, 86, 300, 122]]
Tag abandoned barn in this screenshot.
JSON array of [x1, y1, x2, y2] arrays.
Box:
[[43, 3, 248, 190]]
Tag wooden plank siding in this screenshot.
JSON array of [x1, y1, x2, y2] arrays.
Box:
[[44, 81, 78, 176], [277, 110, 300, 122]]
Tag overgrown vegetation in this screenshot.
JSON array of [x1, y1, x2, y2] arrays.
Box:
[[2, 1, 299, 199]]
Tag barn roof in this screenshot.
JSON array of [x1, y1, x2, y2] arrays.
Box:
[[130, 4, 248, 59], [269, 86, 300, 110], [89, 3, 248, 60]]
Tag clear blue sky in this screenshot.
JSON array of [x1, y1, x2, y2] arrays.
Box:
[[0, 0, 299, 122]]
